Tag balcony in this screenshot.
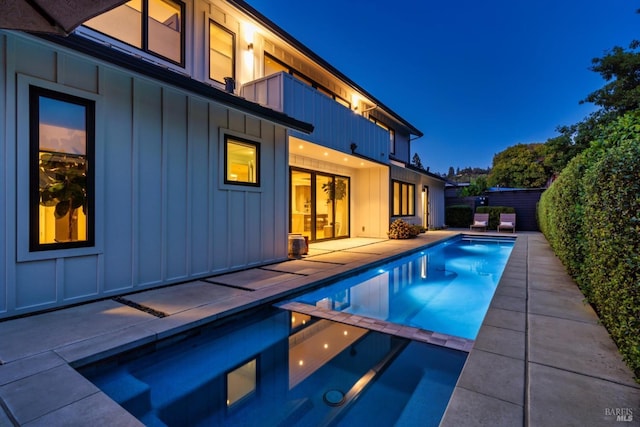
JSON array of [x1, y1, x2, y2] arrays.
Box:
[[241, 72, 390, 163]]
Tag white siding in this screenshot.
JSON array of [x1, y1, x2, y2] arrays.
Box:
[[390, 164, 446, 230], [0, 32, 289, 318], [242, 73, 390, 163]]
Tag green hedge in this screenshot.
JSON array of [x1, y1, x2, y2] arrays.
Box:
[[476, 206, 516, 231], [445, 205, 473, 227], [538, 111, 640, 379]]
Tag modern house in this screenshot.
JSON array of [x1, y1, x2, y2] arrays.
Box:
[[0, 0, 445, 319]]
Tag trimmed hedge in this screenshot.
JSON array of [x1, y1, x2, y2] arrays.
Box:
[[445, 205, 473, 227], [538, 111, 640, 379], [476, 206, 516, 231]]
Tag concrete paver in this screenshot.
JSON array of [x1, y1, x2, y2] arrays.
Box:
[[0, 231, 637, 426], [528, 363, 640, 427]]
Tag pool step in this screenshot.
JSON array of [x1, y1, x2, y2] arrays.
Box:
[[89, 369, 152, 417], [276, 301, 474, 352]]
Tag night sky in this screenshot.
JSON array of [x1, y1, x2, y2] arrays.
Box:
[[247, 0, 638, 174]]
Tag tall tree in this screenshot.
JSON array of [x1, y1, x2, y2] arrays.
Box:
[[582, 40, 640, 114], [488, 143, 547, 188], [545, 37, 640, 173], [447, 166, 455, 178], [411, 153, 424, 170]]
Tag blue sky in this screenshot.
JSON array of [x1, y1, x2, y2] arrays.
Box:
[[246, 0, 639, 175]]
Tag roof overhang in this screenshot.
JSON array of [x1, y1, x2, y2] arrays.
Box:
[[31, 32, 315, 134]]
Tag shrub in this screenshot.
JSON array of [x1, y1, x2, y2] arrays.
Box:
[[475, 206, 516, 231], [387, 219, 418, 239], [537, 111, 640, 379], [445, 205, 473, 227]]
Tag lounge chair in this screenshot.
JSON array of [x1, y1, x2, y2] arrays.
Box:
[[498, 213, 516, 233], [470, 213, 489, 232]]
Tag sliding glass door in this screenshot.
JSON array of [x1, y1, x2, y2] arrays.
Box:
[[290, 168, 349, 241]]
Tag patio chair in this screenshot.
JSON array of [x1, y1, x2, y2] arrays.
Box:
[[498, 213, 516, 233], [469, 213, 489, 232]]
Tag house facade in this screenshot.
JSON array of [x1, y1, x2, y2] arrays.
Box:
[[0, 0, 444, 319]]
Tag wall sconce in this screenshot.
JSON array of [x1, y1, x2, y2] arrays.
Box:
[[247, 42, 254, 50]]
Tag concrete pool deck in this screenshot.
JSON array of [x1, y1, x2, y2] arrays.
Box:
[[0, 231, 638, 426]]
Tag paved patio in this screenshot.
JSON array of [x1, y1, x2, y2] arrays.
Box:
[[0, 231, 638, 426]]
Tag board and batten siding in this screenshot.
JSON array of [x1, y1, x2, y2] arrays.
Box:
[[390, 165, 446, 230], [0, 32, 289, 318]]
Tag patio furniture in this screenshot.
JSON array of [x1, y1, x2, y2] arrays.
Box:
[[498, 213, 516, 233], [470, 213, 489, 232]]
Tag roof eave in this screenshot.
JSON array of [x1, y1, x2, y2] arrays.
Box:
[[33, 32, 315, 134]]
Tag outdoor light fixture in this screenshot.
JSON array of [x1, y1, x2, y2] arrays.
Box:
[[247, 42, 253, 50]]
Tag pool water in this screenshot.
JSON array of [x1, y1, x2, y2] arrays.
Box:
[[80, 235, 514, 426], [293, 235, 514, 339], [80, 307, 466, 427]]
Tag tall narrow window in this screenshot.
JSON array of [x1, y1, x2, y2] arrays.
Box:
[[85, 0, 184, 65], [392, 180, 414, 216], [225, 136, 260, 186], [209, 21, 235, 83], [30, 87, 95, 251]]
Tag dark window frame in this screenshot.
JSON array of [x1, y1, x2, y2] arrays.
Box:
[[209, 19, 236, 84], [85, 0, 186, 67], [224, 135, 261, 187], [29, 86, 96, 252], [391, 180, 415, 216]]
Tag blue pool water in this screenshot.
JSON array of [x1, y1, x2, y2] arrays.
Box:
[[80, 235, 514, 426], [294, 235, 514, 339], [81, 307, 466, 426]]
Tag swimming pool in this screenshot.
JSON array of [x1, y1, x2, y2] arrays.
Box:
[[80, 307, 466, 426], [80, 235, 513, 426], [291, 235, 514, 339]]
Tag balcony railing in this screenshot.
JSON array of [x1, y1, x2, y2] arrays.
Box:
[[241, 72, 389, 163]]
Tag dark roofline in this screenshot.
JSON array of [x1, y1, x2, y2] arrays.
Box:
[[34, 33, 315, 134], [227, 0, 423, 138], [405, 163, 447, 182]]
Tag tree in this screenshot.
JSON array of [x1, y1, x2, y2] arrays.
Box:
[[488, 143, 547, 188], [459, 176, 488, 196], [582, 40, 640, 115], [544, 37, 640, 173], [447, 166, 455, 178], [411, 153, 424, 170]]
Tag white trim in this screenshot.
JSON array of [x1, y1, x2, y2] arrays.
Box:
[[16, 74, 104, 262]]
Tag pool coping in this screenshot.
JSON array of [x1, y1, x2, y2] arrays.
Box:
[[0, 231, 638, 426]]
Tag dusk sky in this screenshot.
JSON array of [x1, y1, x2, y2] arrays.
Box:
[[247, 0, 639, 175]]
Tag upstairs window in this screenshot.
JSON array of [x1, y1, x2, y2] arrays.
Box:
[[225, 135, 260, 186], [209, 21, 235, 83], [85, 0, 184, 65], [30, 87, 95, 251]]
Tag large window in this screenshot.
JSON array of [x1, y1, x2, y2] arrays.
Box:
[[225, 135, 259, 186], [85, 0, 184, 65], [392, 180, 414, 216], [30, 87, 95, 251], [210, 21, 235, 83]]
